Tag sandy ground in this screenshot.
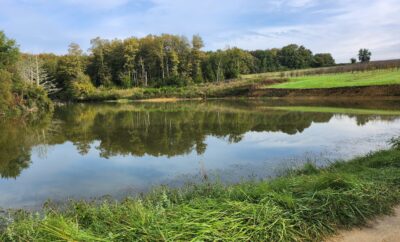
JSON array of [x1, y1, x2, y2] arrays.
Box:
[[327, 206, 400, 242]]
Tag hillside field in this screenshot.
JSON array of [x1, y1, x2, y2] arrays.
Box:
[[265, 69, 400, 89]]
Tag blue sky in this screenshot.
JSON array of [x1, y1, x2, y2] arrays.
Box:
[[0, 0, 399, 62]]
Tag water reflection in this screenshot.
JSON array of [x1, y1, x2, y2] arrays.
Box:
[[0, 115, 53, 179], [52, 103, 335, 157], [1, 99, 400, 208], [1, 100, 400, 178]]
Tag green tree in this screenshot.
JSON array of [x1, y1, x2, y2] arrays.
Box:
[[56, 55, 82, 86], [0, 31, 19, 70], [358, 48, 371, 63], [223, 47, 255, 79], [87, 37, 113, 87], [191, 34, 204, 83], [122, 37, 139, 87], [278, 44, 313, 69], [0, 31, 19, 112], [312, 53, 335, 67], [68, 43, 83, 56], [56, 43, 93, 98], [27, 33, 339, 90], [0, 70, 13, 112], [0, 31, 52, 113], [251, 49, 281, 72]]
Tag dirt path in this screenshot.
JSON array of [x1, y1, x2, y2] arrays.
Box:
[[328, 206, 400, 242]]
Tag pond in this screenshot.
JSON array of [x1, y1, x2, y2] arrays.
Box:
[[1, 99, 400, 209]]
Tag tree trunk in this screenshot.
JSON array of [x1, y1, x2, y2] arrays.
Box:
[[216, 59, 222, 83], [166, 55, 170, 78], [35, 56, 40, 86]]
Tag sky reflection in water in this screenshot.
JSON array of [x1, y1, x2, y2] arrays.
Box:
[[1, 100, 400, 208]]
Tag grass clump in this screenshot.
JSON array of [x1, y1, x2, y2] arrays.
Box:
[[2, 147, 400, 241]]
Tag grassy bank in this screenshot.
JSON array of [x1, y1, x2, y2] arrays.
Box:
[[2, 141, 400, 241], [76, 81, 254, 102], [268, 69, 400, 89], [76, 69, 400, 102]]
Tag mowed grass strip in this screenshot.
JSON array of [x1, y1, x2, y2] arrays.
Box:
[[268, 69, 400, 89], [2, 141, 400, 241]]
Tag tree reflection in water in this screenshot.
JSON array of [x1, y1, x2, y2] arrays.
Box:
[[1, 100, 399, 179]]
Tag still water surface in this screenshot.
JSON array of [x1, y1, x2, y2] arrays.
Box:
[[1, 99, 400, 208]]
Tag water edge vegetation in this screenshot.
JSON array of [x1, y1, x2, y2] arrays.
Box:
[[1, 139, 400, 241]]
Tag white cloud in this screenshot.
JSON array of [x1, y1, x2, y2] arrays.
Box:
[[0, 0, 399, 62], [216, 0, 400, 62]]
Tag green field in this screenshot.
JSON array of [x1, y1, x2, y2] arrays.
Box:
[[267, 69, 400, 89], [2, 143, 400, 241]]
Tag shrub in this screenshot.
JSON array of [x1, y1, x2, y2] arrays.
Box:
[[0, 70, 13, 113], [67, 73, 96, 100]]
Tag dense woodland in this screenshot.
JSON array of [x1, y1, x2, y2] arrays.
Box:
[[0, 31, 338, 107], [36, 34, 335, 91]]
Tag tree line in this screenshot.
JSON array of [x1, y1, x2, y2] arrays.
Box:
[[4, 31, 379, 107], [26, 34, 337, 96]]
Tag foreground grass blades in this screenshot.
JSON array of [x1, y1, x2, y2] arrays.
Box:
[[2, 148, 400, 241]]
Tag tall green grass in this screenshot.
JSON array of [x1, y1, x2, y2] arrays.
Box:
[[2, 144, 400, 241]]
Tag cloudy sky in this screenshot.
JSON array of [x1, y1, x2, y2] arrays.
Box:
[[0, 0, 399, 62]]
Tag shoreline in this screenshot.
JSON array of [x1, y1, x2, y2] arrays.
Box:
[[250, 84, 400, 98], [74, 84, 400, 103], [2, 145, 400, 241]]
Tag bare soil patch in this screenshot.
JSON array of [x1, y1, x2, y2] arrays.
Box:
[[327, 206, 400, 242]]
